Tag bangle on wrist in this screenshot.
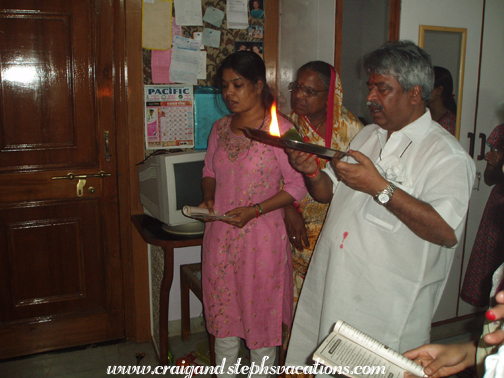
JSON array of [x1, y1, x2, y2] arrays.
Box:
[[293, 201, 302, 214], [306, 167, 320, 178], [256, 203, 262, 216], [253, 203, 262, 218]]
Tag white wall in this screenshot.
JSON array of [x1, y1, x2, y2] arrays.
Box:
[[341, 0, 389, 121], [278, 0, 336, 114], [149, 244, 202, 330], [400, 0, 484, 152], [400, 0, 504, 320]]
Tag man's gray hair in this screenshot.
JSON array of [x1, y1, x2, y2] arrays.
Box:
[[363, 40, 434, 104]]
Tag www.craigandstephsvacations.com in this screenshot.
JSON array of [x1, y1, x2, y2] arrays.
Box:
[[106, 357, 387, 376]]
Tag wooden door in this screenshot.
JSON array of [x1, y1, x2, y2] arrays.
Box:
[[0, 0, 124, 358]]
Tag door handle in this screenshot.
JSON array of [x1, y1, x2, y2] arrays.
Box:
[[473, 171, 482, 191], [104, 131, 111, 162], [52, 171, 112, 197], [477, 133, 487, 160], [467, 132, 475, 158]]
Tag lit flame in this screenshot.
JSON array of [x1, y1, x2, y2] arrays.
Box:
[[269, 102, 280, 136]]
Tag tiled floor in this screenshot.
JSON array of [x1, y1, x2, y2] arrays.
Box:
[[0, 331, 211, 378], [0, 328, 478, 378]]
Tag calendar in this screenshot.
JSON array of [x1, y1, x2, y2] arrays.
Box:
[[144, 85, 194, 150]]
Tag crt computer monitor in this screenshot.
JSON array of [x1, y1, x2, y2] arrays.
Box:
[[138, 150, 206, 234]]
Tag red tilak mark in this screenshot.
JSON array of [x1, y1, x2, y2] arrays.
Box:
[[340, 231, 349, 249], [370, 74, 375, 85]]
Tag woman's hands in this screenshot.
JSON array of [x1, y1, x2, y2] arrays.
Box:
[[284, 203, 309, 251], [221, 206, 256, 228], [484, 290, 504, 346], [485, 150, 504, 168], [403, 289, 504, 378], [403, 342, 477, 378], [484, 150, 504, 186], [201, 177, 217, 220]]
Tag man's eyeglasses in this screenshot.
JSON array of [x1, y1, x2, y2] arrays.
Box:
[[288, 82, 327, 97]]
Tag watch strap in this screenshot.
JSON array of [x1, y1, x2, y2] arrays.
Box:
[[374, 182, 397, 205]]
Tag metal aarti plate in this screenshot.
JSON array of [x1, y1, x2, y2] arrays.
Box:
[[242, 127, 346, 159]]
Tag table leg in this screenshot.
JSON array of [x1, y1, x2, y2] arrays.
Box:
[[159, 246, 174, 366]]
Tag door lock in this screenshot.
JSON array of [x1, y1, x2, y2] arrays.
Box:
[[52, 171, 111, 197]]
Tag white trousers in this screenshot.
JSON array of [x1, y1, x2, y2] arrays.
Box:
[[214, 336, 277, 378]]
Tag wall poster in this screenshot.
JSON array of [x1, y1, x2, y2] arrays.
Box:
[[144, 84, 195, 150]]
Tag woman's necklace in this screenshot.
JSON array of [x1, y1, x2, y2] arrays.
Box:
[[232, 109, 266, 134], [304, 116, 325, 134]]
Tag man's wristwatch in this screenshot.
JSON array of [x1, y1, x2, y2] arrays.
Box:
[[374, 182, 397, 205]]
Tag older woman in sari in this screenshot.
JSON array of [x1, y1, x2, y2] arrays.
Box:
[[284, 61, 363, 313]]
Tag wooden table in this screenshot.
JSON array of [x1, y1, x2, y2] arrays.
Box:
[[131, 214, 203, 366]]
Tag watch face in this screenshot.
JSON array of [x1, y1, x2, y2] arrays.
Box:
[[378, 193, 390, 203]]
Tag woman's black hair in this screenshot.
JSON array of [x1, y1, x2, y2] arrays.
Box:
[[296, 61, 332, 91], [214, 51, 274, 110], [433, 66, 457, 114]]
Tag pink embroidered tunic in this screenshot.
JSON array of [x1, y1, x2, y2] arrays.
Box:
[[201, 115, 306, 349]]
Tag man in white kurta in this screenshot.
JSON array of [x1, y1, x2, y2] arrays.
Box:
[[285, 41, 476, 368]]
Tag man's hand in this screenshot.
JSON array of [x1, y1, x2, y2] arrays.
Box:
[[403, 342, 477, 378], [332, 150, 388, 196]]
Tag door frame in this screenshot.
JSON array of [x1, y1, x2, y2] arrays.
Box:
[[117, 0, 151, 342], [334, 0, 401, 74]]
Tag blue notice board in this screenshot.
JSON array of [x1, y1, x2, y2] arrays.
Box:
[[193, 87, 230, 150]]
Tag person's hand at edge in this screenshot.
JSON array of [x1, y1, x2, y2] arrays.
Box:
[[403, 342, 477, 378], [484, 290, 504, 345]]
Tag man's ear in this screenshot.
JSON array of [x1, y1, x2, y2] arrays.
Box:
[[409, 85, 423, 105]]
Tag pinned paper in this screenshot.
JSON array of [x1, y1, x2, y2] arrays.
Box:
[[203, 6, 225, 27], [173, 35, 201, 51], [170, 49, 199, 84], [172, 17, 182, 41], [197, 51, 207, 80], [173, 0, 202, 26], [142, 0, 173, 49], [202, 28, 221, 49], [227, 0, 248, 29], [193, 32, 205, 50], [151, 49, 173, 84], [170, 37, 200, 84]]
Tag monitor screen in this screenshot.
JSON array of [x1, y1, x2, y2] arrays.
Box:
[[173, 160, 205, 211]]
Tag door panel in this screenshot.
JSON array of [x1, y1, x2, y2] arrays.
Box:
[[0, 199, 104, 322], [0, 3, 96, 171], [0, 0, 124, 358]]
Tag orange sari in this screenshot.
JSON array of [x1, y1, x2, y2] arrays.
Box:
[[288, 67, 363, 312]]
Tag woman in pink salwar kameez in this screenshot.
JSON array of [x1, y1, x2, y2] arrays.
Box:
[[200, 51, 306, 377]]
